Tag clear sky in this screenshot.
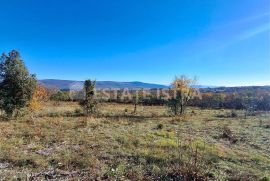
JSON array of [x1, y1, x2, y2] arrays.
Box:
[[0, 0, 269, 86]]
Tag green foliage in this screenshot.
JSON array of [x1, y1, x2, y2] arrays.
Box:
[[74, 108, 83, 115], [50, 91, 71, 101], [0, 50, 37, 118], [80, 79, 98, 116], [157, 123, 164, 130], [260, 176, 270, 181]]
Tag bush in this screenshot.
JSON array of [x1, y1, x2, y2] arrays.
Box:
[[157, 123, 164, 130], [50, 91, 71, 101], [230, 110, 238, 118], [74, 108, 83, 115], [124, 108, 128, 114], [80, 80, 98, 116], [220, 126, 238, 144]]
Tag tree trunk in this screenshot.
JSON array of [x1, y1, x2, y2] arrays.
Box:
[[133, 103, 137, 114]]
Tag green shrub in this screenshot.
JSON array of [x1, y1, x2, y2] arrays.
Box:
[[50, 91, 71, 101], [157, 123, 164, 130], [74, 108, 83, 116], [74, 108, 81, 114], [260, 177, 270, 181], [124, 108, 128, 114]]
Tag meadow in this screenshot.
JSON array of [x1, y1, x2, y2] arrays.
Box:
[[0, 101, 269, 180]]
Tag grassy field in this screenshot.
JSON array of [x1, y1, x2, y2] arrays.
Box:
[[0, 102, 269, 180]]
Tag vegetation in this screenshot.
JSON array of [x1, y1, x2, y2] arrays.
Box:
[[0, 50, 37, 118], [167, 75, 197, 115], [29, 86, 49, 118], [0, 51, 269, 180], [80, 79, 98, 116], [132, 89, 143, 114], [190, 91, 270, 111], [49, 91, 71, 102], [0, 102, 269, 180], [74, 87, 270, 112]]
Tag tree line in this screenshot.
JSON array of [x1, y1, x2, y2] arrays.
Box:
[[1, 50, 269, 119], [49, 88, 270, 112]]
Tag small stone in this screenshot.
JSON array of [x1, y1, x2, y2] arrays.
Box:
[[0, 162, 11, 169], [36, 148, 53, 156]]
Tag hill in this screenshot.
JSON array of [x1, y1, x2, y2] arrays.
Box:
[[200, 86, 270, 93], [39, 79, 169, 90], [39, 79, 270, 93]]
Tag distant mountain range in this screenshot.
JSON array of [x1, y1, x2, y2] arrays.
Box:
[[39, 79, 216, 90], [200, 86, 270, 93], [39, 79, 270, 93], [39, 79, 169, 90]]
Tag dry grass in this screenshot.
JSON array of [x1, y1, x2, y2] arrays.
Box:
[[0, 102, 269, 180]]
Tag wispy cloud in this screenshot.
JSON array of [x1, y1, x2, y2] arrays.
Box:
[[225, 11, 270, 41], [239, 23, 270, 40], [224, 12, 270, 27], [190, 12, 270, 57]]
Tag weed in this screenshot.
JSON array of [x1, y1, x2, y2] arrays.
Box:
[[157, 123, 164, 130], [220, 126, 238, 143], [230, 110, 238, 118]]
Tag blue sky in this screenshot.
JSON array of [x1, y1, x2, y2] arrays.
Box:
[[0, 0, 269, 86]]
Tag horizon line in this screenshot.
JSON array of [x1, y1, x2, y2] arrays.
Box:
[[38, 78, 270, 88]]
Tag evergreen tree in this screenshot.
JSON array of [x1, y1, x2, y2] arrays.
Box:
[[0, 50, 37, 118], [80, 79, 98, 116]]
